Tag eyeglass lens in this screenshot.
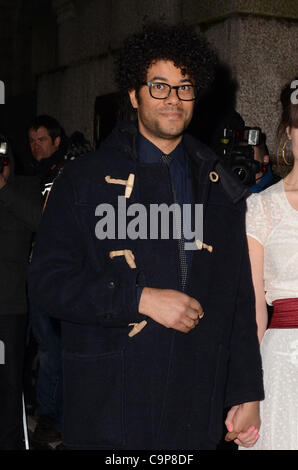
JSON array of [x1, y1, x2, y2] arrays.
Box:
[[149, 82, 195, 100]]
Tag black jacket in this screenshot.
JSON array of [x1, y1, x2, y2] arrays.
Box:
[[0, 142, 42, 315], [29, 121, 264, 449], [33, 133, 93, 192]]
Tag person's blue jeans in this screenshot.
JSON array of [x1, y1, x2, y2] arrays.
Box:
[[29, 301, 63, 431]]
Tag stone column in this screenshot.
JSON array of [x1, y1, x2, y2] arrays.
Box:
[[183, 0, 298, 151]]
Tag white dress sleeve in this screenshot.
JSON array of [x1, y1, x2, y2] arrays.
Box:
[[246, 193, 268, 246]]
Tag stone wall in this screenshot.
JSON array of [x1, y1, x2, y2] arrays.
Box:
[[29, 0, 298, 151], [203, 14, 298, 153], [34, 0, 184, 142]]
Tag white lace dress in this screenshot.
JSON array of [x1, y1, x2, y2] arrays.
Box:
[[242, 180, 298, 450]]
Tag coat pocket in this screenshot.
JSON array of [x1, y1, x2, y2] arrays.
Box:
[[62, 349, 125, 449]]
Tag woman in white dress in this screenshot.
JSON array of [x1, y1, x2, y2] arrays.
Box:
[[243, 78, 298, 450]]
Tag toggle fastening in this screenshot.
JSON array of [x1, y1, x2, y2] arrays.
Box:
[[109, 249, 136, 269], [209, 171, 219, 183], [105, 173, 135, 198], [128, 320, 147, 337], [195, 239, 213, 253]]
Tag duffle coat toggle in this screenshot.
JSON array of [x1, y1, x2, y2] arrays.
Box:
[[128, 320, 148, 337], [189, 153, 218, 255], [209, 171, 219, 183], [106, 166, 146, 338], [109, 249, 137, 269], [195, 239, 213, 253], [105, 173, 135, 198], [109, 250, 144, 336]]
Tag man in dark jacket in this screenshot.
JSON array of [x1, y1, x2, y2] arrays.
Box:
[[27, 116, 93, 447], [0, 136, 42, 449], [27, 115, 68, 446], [29, 24, 264, 450]]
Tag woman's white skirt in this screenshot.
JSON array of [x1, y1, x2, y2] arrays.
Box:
[[240, 328, 298, 450]]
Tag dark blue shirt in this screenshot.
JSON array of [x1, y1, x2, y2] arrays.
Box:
[[136, 132, 193, 209], [136, 132, 193, 304]]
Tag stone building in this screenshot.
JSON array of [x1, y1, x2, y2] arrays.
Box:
[[0, 0, 297, 168]]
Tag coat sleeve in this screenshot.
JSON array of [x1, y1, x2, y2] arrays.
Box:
[[0, 176, 42, 231], [224, 208, 264, 408], [28, 171, 140, 326]]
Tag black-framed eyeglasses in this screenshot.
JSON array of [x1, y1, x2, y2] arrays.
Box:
[[143, 82, 197, 101]]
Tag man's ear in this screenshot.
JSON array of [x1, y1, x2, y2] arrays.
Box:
[[128, 89, 138, 109], [54, 136, 61, 150]]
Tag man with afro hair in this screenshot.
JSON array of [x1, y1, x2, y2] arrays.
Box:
[[29, 22, 264, 450]]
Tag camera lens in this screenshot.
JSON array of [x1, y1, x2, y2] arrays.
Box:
[[233, 166, 248, 182], [232, 164, 252, 184]]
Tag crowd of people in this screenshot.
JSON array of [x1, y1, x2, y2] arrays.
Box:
[[0, 21, 297, 451]]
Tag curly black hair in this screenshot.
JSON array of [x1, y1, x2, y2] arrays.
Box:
[[115, 22, 218, 94]]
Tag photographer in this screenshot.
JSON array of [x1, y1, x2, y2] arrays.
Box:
[[0, 135, 42, 449], [218, 127, 277, 193]]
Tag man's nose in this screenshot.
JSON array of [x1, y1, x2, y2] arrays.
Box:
[[165, 87, 180, 103], [31, 143, 39, 154]]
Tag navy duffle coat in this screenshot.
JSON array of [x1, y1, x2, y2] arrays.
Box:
[[29, 121, 264, 450]]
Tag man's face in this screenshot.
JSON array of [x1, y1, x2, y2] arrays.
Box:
[[128, 60, 195, 151], [28, 126, 61, 161], [0, 160, 10, 181]]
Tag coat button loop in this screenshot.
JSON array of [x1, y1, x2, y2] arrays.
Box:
[[209, 171, 219, 182]]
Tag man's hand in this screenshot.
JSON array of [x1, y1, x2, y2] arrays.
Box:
[[138, 287, 204, 333], [0, 172, 7, 189], [0, 164, 10, 189], [225, 401, 260, 447]]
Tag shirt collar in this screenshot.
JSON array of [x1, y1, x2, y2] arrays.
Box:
[[136, 131, 184, 165]]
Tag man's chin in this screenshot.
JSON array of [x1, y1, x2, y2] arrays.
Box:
[[158, 117, 190, 136], [158, 125, 185, 140], [34, 154, 45, 161]]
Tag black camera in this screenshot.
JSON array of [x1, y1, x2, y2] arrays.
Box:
[[220, 127, 263, 186], [0, 138, 8, 173]]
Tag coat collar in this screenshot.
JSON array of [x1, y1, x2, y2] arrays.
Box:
[[183, 133, 250, 204], [111, 120, 249, 204]]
